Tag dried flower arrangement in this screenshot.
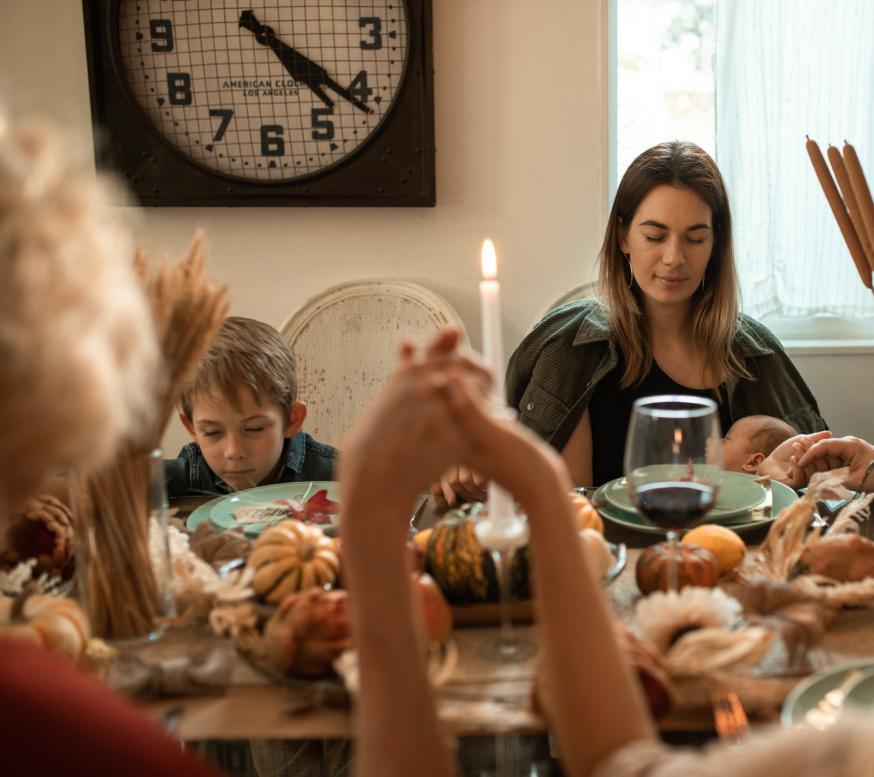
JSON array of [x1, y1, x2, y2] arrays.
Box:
[[70, 235, 228, 639], [633, 474, 874, 713], [740, 472, 874, 606]]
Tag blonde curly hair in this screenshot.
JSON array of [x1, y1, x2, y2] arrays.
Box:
[[0, 114, 158, 511]]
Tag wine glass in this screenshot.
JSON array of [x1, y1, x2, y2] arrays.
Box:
[[624, 395, 723, 591], [474, 484, 535, 662]]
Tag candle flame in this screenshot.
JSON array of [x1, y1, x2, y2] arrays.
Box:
[[674, 428, 683, 446], [481, 239, 497, 280]]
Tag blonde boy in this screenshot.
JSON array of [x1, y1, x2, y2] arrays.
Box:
[[165, 317, 336, 498]]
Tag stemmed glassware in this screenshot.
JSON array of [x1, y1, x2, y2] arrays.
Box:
[[624, 395, 723, 591], [474, 499, 535, 662]]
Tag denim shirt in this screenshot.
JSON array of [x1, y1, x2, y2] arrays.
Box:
[[164, 432, 337, 499], [506, 297, 827, 453]]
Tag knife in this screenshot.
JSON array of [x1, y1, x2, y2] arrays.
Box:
[[750, 476, 773, 520]]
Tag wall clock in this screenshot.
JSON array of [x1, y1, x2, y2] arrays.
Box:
[[82, 0, 434, 206]]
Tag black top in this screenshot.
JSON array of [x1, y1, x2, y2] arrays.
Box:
[[588, 353, 732, 487]]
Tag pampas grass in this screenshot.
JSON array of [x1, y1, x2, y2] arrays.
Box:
[[71, 234, 228, 639]]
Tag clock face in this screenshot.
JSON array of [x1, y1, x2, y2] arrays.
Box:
[[117, 1, 409, 182]]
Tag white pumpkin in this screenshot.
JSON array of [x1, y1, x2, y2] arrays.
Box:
[[247, 520, 339, 604], [0, 592, 90, 662]]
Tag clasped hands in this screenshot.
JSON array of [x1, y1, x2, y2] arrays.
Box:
[[758, 431, 874, 492], [338, 328, 566, 538]]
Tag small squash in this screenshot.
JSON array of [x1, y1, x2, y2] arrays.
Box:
[[0, 590, 90, 662], [682, 524, 746, 574], [248, 519, 340, 604], [580, 529, 613, 577], [635, 542, 719, 594], [425, 510, 530, 603], [569, 493, 604, 534]]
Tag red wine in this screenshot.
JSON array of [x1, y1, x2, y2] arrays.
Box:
[[633, 481, 715, 530]]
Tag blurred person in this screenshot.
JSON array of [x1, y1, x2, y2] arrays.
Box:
[[0, 112, 216, 777], [342, 328, 874, 777]]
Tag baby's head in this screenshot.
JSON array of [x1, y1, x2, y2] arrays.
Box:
[[179, 317, 305, 491], [722, 415, 796, 473]]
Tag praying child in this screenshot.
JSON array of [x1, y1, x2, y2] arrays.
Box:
[[164, 317, 336, 498]]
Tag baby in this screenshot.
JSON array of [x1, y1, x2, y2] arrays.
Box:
[[722, 415, 796, 474]]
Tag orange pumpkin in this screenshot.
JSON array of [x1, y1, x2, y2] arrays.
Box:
[[569, 493, 604, 534], [635, 542, 719, 595]]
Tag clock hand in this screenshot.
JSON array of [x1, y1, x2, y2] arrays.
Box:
[[239, 10, 373, 115]]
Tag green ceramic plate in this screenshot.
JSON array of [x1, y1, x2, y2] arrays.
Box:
[[781, 660, 874, 728], [844, 671, 874, 711], [605, 470, 766, 520], [593, 478, 796, 535], [185, 481, 339, 537]]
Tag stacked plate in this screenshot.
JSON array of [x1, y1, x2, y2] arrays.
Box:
[[782, 660, 874, 728], [185, 481, 340, 537], [591, 471, 796, 535]]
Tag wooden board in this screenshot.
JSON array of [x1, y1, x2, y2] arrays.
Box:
[[451, 599, 534, 626]]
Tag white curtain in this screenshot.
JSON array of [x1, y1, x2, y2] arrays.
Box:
[[715, 0, 874, 318]]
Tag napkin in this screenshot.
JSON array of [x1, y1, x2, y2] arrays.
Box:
[[107, 643, 233, 699]]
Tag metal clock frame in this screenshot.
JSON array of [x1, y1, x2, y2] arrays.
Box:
[[82, 0, 435, 206]]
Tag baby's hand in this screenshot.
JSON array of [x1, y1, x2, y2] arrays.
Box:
[[757, 431, 832, 488], [432, 465, 487, 507]]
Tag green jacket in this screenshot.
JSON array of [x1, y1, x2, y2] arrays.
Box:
[[506, 298, 827, 452]]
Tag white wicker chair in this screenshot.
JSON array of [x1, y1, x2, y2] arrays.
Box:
[[529, 280, 599, 331], [280, 280, 468, 448]]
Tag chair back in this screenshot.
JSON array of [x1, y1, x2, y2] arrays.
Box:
[[280, 280, 468, 447], [530, 280, 599, 331]]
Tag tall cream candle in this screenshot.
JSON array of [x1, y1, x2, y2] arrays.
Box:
[[479, 238, 513, 526]]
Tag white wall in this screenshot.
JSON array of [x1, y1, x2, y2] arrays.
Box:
[[1, 1, 868, 453]]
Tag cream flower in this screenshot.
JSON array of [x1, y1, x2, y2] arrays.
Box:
[[634, 586, 742, 653]]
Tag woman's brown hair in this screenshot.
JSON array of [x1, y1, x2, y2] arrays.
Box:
[[598, 140, 748, 389]]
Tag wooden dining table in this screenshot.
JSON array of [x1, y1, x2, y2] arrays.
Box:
[[137, 501, 874, 756]]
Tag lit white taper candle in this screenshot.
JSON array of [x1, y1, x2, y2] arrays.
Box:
[[479, 238, 514, 526]]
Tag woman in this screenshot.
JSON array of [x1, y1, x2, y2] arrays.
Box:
[[506, 141, 826, 487]]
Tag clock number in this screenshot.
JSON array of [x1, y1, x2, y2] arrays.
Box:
[[261, 125, 285, 156], [208, 109, 233, 142], [359, 17, 383, 50], [167, 73, 192, 105], [311, 108, 335, 141], [348, 71, 373, 104], [149, 19, 174, 52]]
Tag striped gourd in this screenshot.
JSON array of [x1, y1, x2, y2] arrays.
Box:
[[247, 519, 339, 604], [425, 510, 499, 602]]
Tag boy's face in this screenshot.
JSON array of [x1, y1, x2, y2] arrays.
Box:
[[181, 384, 305, 491]]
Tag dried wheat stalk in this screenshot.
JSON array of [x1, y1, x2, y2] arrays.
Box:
[[72, 234, 228, 639]]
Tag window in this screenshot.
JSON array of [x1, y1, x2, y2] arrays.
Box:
[[614, 0, 874, 335]]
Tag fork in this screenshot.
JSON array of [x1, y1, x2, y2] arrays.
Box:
[[712, 690, 750, 744], [750, 476, 773, 521], [803, 670, 864, 730]]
